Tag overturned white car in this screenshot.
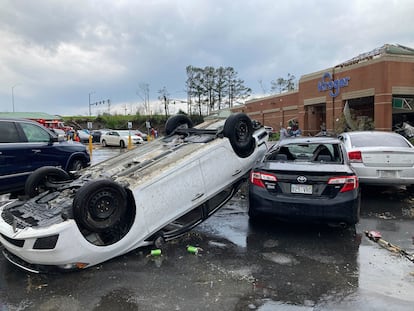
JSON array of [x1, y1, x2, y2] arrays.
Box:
[[0, 112, 268, 273]]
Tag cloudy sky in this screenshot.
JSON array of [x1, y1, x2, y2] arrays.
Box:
[[1, 0, 413, 116]]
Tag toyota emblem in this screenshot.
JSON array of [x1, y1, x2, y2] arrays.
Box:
[[297, 176, 307, 183]]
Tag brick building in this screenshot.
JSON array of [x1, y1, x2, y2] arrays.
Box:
[[232, 44, 414, 136]]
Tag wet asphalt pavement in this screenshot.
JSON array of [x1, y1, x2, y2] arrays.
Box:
[[0, 146, 413, 310]]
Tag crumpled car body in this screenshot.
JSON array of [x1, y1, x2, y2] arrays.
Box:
[[0, 113, 268, 273]]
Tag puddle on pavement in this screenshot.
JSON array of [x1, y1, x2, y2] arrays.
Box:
[[197, 188, 414, 310], [93, 288, 139, 311], [256, 300, 314, 311], [1, 149, 413, 310], [90, 147, 126, 165]]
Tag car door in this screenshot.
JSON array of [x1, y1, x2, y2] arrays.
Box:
[[0, 120, 33, 193], [107, 131, 120, 146], [136, 157, 206, 234], [199, 141, 244, 199], [18, 121, 69, 171]]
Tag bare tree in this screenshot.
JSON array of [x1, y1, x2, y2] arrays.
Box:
[[215, 67, 228, 110], [270, 73, 297, 94], [258, 79, 267, 94], [286, 73, 296, 91], [157, 86, 170, 117], [137, 83, 150, 115]]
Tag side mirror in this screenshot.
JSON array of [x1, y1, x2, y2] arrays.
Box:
[[50, 135, 59, 143]]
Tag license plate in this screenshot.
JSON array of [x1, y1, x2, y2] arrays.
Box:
[[379, 170, 397, 178], [291, 184, 312, 194]]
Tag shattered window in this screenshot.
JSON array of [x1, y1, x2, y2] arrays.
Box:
[[266, 143, 342, 163]]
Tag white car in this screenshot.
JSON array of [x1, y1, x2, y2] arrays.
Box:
[[338, 131, 414, 189], [76, 129, 91, 143], [133, 129, 148, 141], [0, 112, 268, 272], [100, 130, 144, 148]]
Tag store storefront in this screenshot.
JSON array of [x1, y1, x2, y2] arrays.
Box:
[[233, 44, 414, 136]]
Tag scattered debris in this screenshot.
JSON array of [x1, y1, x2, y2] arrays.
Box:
[[187, 245, 203, 255], [368, 212, 396, 220], [149, 249, 162, 257], [365, 230, 414, 263]]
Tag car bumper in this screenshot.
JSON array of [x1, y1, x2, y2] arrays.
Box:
[[351, 165, 414, 185], [0, 219, 113, 272], [248, 185, 360, 225]]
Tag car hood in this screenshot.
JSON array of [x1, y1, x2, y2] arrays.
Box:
[[54, 141, 88, 151]]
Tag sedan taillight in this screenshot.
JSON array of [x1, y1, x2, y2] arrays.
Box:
[[328, 176, 358, 192], [250, 171, 277, 188], [348, 151, 362, 163]]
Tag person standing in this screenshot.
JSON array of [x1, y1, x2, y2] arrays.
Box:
[[279, 126, 289, 140]]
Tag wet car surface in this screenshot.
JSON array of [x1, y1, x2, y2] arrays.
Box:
[[0, 148, 413, 310]]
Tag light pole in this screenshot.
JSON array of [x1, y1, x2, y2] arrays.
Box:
[[12, 84, 20, 112], [88, 91, 95, 116]]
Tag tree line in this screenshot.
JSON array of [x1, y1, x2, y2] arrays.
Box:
[[135, 67, 297, 117], [184, 65, 252, 115]]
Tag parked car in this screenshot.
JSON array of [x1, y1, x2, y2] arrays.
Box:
[[49, 128, 66, 140], [133, 129, 148, 141], [76, 129, 91, 143], [338, 131, 414, 190], [0, 118, 90, 196], [0, 112, 268, 272], [100, 130, 144, 147], [248, 136, 360, 226], [91, 129, 111, 143]]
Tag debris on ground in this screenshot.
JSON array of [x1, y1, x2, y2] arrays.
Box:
[[187, 245, 203, 255], [149, 249, 162, 257], [365, 230, 414, 263]]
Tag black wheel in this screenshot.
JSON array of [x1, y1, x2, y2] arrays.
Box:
[[101, 139, 107, 147], [73, 179, 128, 232], [25, 166, 71, 198], [223, 113, 256, 158], [165, 114, 193, 136], [120, 140, 126, 148], [68, 158, 84, 171], [154, 235, 165, 249]]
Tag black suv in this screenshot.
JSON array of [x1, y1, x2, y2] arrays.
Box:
[[0, 118, 90, 196]]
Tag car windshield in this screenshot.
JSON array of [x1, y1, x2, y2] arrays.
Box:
[[266, 142, 342, 163], [349, 134, 411, 148]]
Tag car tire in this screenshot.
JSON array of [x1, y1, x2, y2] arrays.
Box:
[[120, 140, 126, 148], [223, 113, 255, 158], [101, 139, 107, 147], [73, 179, 128, 232], [25, 166, 72, 198], [247, 204, 261, 220], [68, 158, 84, 171], [165, 114, 193, 136]]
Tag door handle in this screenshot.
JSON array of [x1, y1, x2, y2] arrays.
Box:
[[232, 169, 242, 176], [31, 149, 41, 154], [191, 193, 204, 201]]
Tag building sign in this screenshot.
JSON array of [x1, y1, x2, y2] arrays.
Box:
[[317, 72, 350, 97]]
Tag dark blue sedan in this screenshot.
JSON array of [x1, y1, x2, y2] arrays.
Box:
[[0, 118, 90, 196]]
